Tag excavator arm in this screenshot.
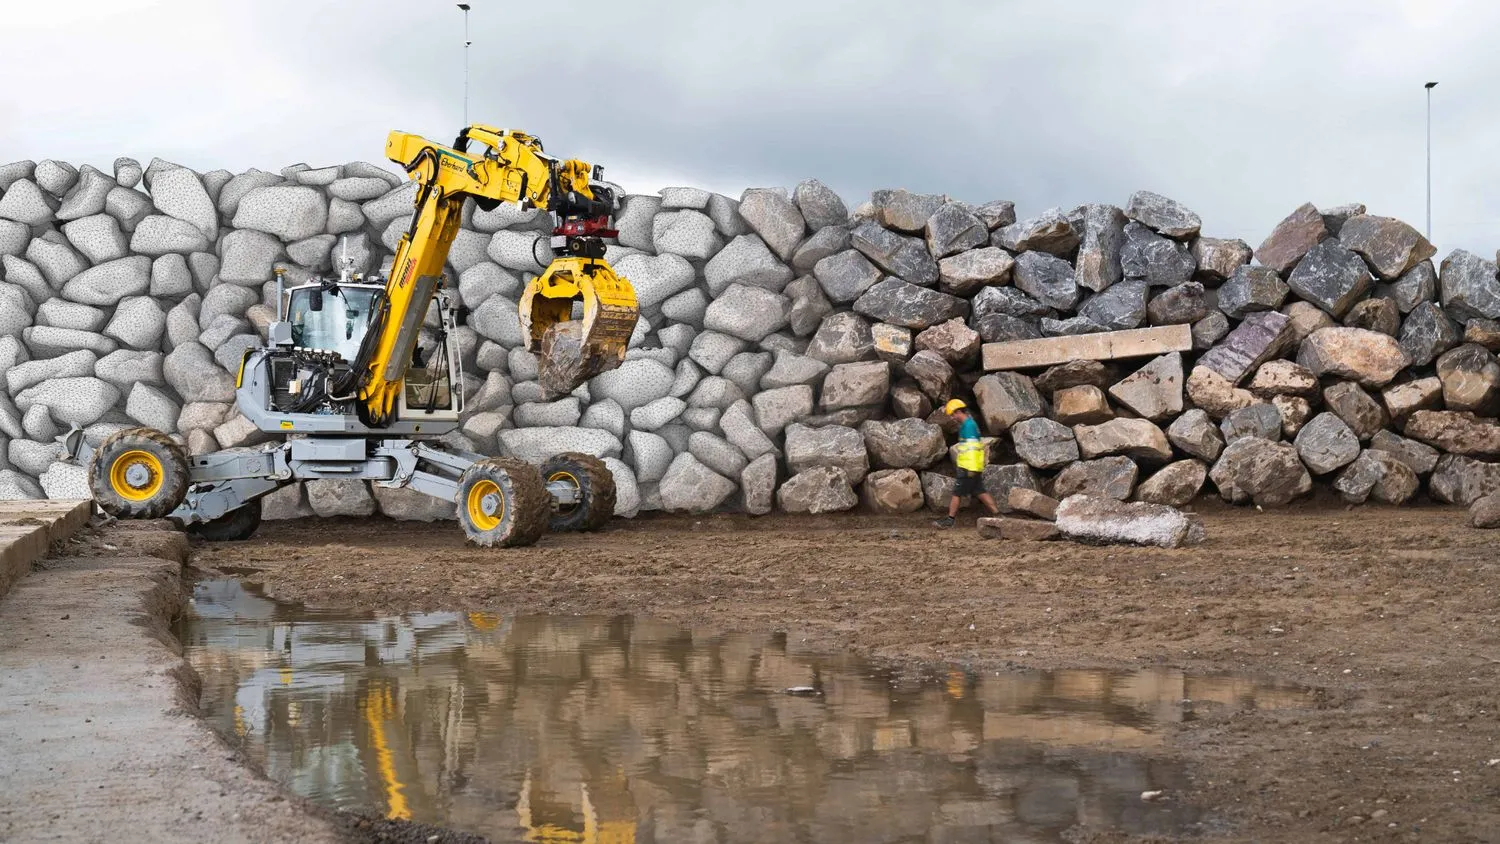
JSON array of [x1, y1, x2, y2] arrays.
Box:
[[346, 125, 638, 426]]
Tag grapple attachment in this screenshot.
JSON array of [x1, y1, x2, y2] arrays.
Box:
[[518, 257, 639, 397]]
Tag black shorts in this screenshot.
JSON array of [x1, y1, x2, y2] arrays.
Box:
[[953, 471, 983, 497]]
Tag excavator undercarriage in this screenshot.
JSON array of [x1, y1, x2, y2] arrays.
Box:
[[80, 124, 638, 546]]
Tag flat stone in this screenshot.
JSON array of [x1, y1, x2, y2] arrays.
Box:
[[1007, 487, 1060, 520], [1323, 381, 1389, 441], [738, 188, 806, 262], [937, 247, 1014, 297], [704, 234, 793, 295], [1056, 494, 1205, 548], [1218, 265, 1289, 318], [1125, 191, 1201, 239], [977, 516, 1060, 541], [849, 221, 938, 286], [1041, 315, 1107, 337], [1333, 449, 1419, 504], [1191, 236, 1252, 282], [993, 208, 1079, 256], [1199, 311, 1294, 384], [1404, 410, 1500, 458], [1294, 412, 1361, 474], [1053, 456, 1138, 501], [1255, 202, 1329, 274], [1012, 250, 1079, 310], [1369, 430, 1440, 475], [1147, 282, 1209, 326], [1287, 238, 1373, 318], [513, 397, 582, 428], [1073, 418, 1172, 463], [1070, 204, 1126, 292], [1436, 343, 1500, 415], [1208, 437, 1311, 507], [1120, 222, 1195, 286], [1010, 417, 1079, 470], [1107, 352, 1183, 421], [1297, 327, 1409, 387], [1338, 214, 1435, 280], [498, 427, 623, 464]]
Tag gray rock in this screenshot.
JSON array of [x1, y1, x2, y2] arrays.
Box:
[[1293, 412, 1360, 474], [1343, 296, 1401, 337], [1436, 343, 1500, 415], [1125, 191, 1200, 239], [1399, 301, 1461, 367], [149, 253, 193, 298], [232, 184, 328, 241], [1369, 429, 1439, 475], [1146, 281, 1209, 326], [36, 300, 106, 333], [861, 467, 924, 513], [1376, 260, 1437, 314], [1074, 418, 1172, 463], [738, 188, 806, 262], [7, 349, 95, 395], [891, 381, 932, 420], [849, 220, 939, 286], [60, 255, 151, 306], [1052, 385, 1113, 426], [1192, 311, 1231, 351], [22, 404, 60, 442], [793, 180, 848, 231], [1320, 202, 1366, 235], [26, 235, 88, 287], [871, 323, 912, 363], [660, 286, 710, 329], [993, 208, 1078, 256], [1167, 408, 1225, 462], [612, 195, 660, 250], [784, 422, 868, 484], [1429, 454, 1500, 505], [21, 326, 117, 358], [149, 165, 217, 241], [973, 313, 1042, 343], [819, 361, 889, 412], [1199, 310, 1294, 384], [10, 440, 62, 477], [813, 249, 882, 303], [56, 166, 116, 222], [652, 209, 722, 260], [1208, 437, 1311, 507], [61, 214, 127, 263], [1190, 236, 1252, 282], [925, 202, 988, 258], [719, 352, 773, 397], [1333, 449, 1420, 504], [1135, 459, 1209, 507], [973, 200, 1017, 230], [761, 350, 829, 390], [1287, 238, 1373, 318], [1056, 494, 1205, 548], [1010, 417, 1079, 470], [217, 169, 285, 219], [790, 225, 852, 274], [687, 330, 748, 375], [1440, 249, 1500, 323], [0, 219, 29, 258], [1255, 202, 1328, 274], [103, 296, 167, 351], [705, 193, 748, 239], [777, 466, 858, 514], [903, 350, 954, 402], [0, 283, 34, 338], [1053, 456, 1138, 501], [1338, 214, 1435, 280], [513, 397, 582, 428], [702, 284, 792, 342], [1078, 279, 1148, 331], [972, 372, 1044, 432], [872, 189, 946, 234], [1069, 203, 1126, 292], [125, 383, 181, 432], [752, 385, 815, 436], [305, 479, 377, 518], [1220, 402, 1283, 443], [658, 186, 710, 210], [468, 296, 524, 346], [1012, 250, 1079, 310], [14, 376, 119, 427], [1324, 381, 1388, 441], [197, 284, 258, 329], [1041, 316, 1107, 337], [1297, 327, 1409, 387], [1473, 493, 1500, 528], [688, 431, 748, 478], [979, 463, 1042, 504], [704, 234, 794, 295], [1218, 265, 1290, 318], [937, 247, 1014, 297], [805, 312, 874, 365], [720, 400, 777, 461], [861, 418, 946, 470], [853, 278, 968, 330], [164, 342, 236, 402], [104, 186, 153, 232], [1120, 222, 1195, 286], [740, 453, 779, 516], [485, 229, 548, 273], [1108, 352, 1183, 421], [0, 179, 58, 226], [920, 471, 956, 512], [498, 427, 623, 463]]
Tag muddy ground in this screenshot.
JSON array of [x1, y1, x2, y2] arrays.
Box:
[[194, 498, 1500, 843]]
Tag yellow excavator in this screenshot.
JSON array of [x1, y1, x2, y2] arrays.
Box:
[[79, 125, 640, 547]]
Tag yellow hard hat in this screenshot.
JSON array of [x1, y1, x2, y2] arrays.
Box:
[[944, 399, 967, 414]]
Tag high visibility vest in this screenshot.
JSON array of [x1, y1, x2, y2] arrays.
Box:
[[955, 439, 986, 472]]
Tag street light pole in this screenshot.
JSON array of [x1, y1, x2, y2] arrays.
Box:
[[1425, 81, 1437, 242], [459, 3, 471, 128]]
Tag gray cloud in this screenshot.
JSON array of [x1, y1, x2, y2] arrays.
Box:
[[3, 0, 1496, 253]]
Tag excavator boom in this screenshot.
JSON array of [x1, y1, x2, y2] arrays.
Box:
[[348, 125, 638, 426]]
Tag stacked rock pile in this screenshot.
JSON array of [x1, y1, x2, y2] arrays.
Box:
[[1, 154, 1498, 524]]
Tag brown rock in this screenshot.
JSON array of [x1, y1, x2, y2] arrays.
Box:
[[1107, 352, 1183, 421], [1247, 359, 1319, 398], [1255, 202, 1329, 274], [1052, 385, 1114, 425], [891, 380, 932, 419], [1297, 327, 1410, 387], [1208, 437, 1312, 507], [1403, 410, 1500, 458], [1035, 359, 1113, 393], [1166, 408, 1226, 462], [861, 468, 925, 513], [1191, 236, 1252, 282], [1464, 317, 1500, 352], [871, 323, 912, 363], [1007, 487, 1060, 520], [1324, 381, 1388, 441], [1053, 455, 1138, 500], [1135, 459, 1208, 507], [1343, 297, 1401, 336], [1282, 300, 1336, 345], [977, 516, 1060, 541], [902, 350, 954, 402], [1333, 449, 1420, 505], [972, 371, 1044, 432], [1435, 343, 1500, 415], [1186, 365, 1255, 420], [1273, 395, 1314, 438], [913, 317, 980, 365], [1470, 494, 1500, 528], [1381, 377, 1443, 422], [1073, 418, 1173, 463]]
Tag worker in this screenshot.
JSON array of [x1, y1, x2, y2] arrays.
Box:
[[933, 399, 1000, 528]]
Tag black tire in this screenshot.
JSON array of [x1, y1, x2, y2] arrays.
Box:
[[89, 427, 190, 519], [539, 451, 616, 532], [455, 457, 550, 547], [187, 498, 263, 542]]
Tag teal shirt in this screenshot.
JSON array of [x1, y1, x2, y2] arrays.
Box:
[[958, 416, 980, 441]]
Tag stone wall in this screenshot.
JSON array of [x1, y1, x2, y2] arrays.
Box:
[[1, 155, 1498, 521]]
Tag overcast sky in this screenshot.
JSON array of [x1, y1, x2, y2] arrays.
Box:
[[3, 1, 1495, 255]]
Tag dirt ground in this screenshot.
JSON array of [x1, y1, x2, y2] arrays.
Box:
[[194, 498, 1500, 843]]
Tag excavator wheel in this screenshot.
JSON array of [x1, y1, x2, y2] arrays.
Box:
[[456, 457, 551, 548], [187, 498, 263, 542], [539, 452, 616, 533], [89, 427, 190, 520]]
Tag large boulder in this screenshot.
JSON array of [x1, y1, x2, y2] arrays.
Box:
[[849, 220, 938, 286], [164, 342, 235, 402], [818, 361, 888, 412], [1324, 381, 1388, 441], [1435, 343, 1500, 415], [937, 247, 1014, 297], [791, 225, 851, 274], [1052, 385, 1112, 426], [688, 431, 748, 479], [1429, 454, 1500, 506], [1078, 279, 1149, 331], [914, 318, 981, 366], [924, 202, 987, 258], [860, 418, 946, 470], [1009, 417, 1079, 470], [1293, 411, 1361, 475], [1012, 250, 1079, 310], [60, 255, 151, 306], [232, 185, 328, 241], [738, 188, 806, 262], [1135, 459, 1208, 507], [852, 278, 968, 330], [873, 189, 945, 234], [777, 466, 858, 514], [1332, 449, 1419, 505], [740, 453, 778, 516], [704, 235, 793, 295], [752, 385, 814, 435], [1070, 203, 1126, 292], [1073, 418, 1172, 463], [1055, 494, 1205, 548], [1107, 352, 1183, 421], [1208, 437, 1312, 507], [1120, 222, 1195, 286], [13, 376, 119, 427], [1198, 310, 1293, 384], [652, 209, 722, 260], [498, 427, 622, 463], [1338, 214, 1435, 280], [972, 372, 1044, 432], [1255, 202, 1328, 274], [1218, 265, 1289, 318], [149, 165, 217, 241], [1190, 236, 1252, 282], [1125, 191, 1201, 239], [784, 422, 868, 484], [703, 283, 792, 342], [1403, 410, 1500, 458], [861, 468, 924, 513], [612, 252, 696, 309], [993, 208, 1078, 256], [794, 179, 848, 231], [805, 312, 875, 365], [1369, 429, 1440, 475], [1053, 456, 1137, 501], [1396, 299, 1460, 367], [1297, 327, 1409, 387], [1438, 249, 1500, 323], [813, 249, 882, 303], [1146, 281, 1209, 326]]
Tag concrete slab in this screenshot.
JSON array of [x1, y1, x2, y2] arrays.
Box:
[[0, 499, 91, 601], [981, 324, 1193, 371]]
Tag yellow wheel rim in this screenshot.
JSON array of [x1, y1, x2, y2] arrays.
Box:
[[548, 470, 580, 515], [466, 479, 504, 532], [109, 450, 164, 502]]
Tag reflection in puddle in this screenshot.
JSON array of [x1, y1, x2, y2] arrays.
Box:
[[176, 578, 1312, 842]]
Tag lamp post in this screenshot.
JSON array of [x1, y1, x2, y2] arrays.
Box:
[[459, 3, 471, 128], [1425, 81, 1437, 242]]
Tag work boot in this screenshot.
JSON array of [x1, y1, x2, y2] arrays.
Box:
[[932, 516, 955, 528]]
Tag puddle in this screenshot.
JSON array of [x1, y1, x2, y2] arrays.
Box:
[[176, 578, 1313, 842]]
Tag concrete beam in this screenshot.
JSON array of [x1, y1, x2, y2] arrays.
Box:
[[981, 324, 1193, 371], [0, 500, 92, 601]]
